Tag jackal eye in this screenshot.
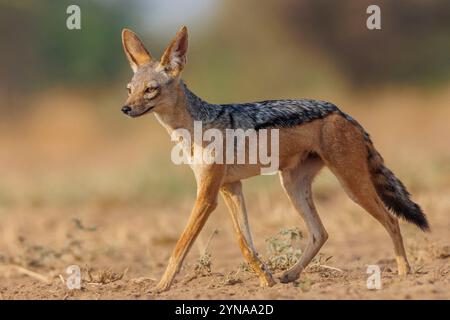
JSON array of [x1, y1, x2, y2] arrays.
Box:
[[144, 85, 159, 94], [126, 84, 132, 95]]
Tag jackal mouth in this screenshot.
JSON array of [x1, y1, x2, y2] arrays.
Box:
[[130, 106, 154, 117]]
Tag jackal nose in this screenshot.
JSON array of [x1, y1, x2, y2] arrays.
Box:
[[121, 106, 131, 114]]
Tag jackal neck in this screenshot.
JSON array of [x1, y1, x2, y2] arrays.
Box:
[[181, 81, 222, 124], [154, 80, 214, 134]]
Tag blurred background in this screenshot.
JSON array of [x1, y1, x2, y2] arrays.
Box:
[[1, 0, 449, 207], [0, 0, 449, 299]]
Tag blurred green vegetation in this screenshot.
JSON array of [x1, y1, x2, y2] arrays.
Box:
[[280, 0, 450, 86], [1, 0, 449, 104], [0, 0, 141, 95]]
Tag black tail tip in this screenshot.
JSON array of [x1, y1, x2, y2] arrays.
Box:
[[381, 194, 430, 231], [416, 215, 430, 232], [403, 205, 430, 232]]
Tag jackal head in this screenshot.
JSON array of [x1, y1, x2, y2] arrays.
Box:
[[121, 26, 188, 117]]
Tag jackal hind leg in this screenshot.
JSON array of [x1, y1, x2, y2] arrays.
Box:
[[328, 167, 411, 275], [319, 117, 410, 275], [279, 156, 327, 283]]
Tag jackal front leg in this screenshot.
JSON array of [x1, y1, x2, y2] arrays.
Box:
[[221, 181, 275, 287], [153, 165, 224, 293]]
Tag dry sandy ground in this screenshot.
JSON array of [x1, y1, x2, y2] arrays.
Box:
[[0, 187, 448, 300]]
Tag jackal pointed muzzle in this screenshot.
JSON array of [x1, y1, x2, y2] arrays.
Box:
[[121, 104, 154, 117]]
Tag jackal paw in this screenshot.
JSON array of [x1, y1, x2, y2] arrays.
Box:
[[279, 271, 300, 284], [396, 257, 411, 276], [259, 273, 276, 287], [397, 264, 411, 276], [151, 281, 172, 293]]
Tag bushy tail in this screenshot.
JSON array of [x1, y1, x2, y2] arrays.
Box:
[[342, 112, 429, 231], [367, 141, 429, 231]]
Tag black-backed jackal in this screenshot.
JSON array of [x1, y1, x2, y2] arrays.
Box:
[[120, 27, 429, 292]]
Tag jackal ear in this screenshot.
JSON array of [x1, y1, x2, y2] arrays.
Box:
[[122, 29, 153, 72], [160, 26, 188, 76]]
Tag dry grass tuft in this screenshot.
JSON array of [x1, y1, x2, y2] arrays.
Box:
[[264, 227, 303, 272], [84, 265, 128, 285], [183, 229, 218, 284], [219, 270, 243, 286]]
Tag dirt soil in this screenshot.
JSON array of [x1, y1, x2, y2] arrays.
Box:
[[0, 188, 448, 300]]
